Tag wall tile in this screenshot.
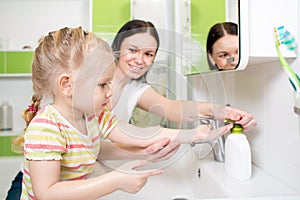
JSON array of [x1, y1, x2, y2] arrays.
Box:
[[232, 61, 300, 193]]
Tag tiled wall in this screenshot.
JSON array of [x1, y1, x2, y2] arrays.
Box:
[[188, 59, 300, 194], [223, 61, 300, 193]]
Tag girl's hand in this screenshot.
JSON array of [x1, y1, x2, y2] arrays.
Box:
[[194, 123, 233, 142], [141, 138, 180, 162], [114, 160, 163, 194]]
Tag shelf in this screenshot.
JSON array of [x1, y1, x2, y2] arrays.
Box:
[[0, 130, 23, 136], [248, 56, 297, 66]]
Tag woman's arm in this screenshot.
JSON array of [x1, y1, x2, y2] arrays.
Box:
[[29, 160, 162, 200], [107, 121, 233, 148], [137, 87, 256, 130]]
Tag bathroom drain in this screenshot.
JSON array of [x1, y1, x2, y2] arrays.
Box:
[[171, 195, 189, 200], [172, 198, 189, 200]]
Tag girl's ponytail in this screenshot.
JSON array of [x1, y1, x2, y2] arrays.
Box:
[[11, 94, 42, 153]]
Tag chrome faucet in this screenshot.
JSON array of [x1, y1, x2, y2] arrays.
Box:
[[190, 117, 226, 162]]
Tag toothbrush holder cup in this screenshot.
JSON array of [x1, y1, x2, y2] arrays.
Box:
[[294, 91, 300, 115]]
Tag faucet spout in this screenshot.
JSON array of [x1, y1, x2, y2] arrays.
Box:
[[211, 135, 225, 162], [190, 116, 226, 162]]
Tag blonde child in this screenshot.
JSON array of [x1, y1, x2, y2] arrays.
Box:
[[20, 27, 165, 200]]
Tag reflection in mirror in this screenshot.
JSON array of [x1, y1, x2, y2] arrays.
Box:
[[206, 22, 239, 71], [186, 0, 249, 74]]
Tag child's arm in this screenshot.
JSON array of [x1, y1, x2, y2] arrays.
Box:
[[28, 160, 162, 200], [98, 138, 180, 162], [107, 121, 233, 148]]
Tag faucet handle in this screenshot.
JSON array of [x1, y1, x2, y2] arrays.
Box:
[[189, 116, 212, 125]]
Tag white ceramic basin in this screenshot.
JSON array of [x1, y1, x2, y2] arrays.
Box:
[[194, 153, 299, 200], [1, 145, 299, 200], [98, 144, 199, 200], [98, 143, 300, 200]]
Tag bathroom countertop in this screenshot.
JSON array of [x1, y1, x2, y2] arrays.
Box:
[[194, 153, 300, 200]]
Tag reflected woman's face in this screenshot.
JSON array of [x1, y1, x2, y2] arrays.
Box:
[[209, 34, 239, 70]]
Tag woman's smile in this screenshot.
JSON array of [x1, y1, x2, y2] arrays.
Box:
[[128, 63, 145, 74]]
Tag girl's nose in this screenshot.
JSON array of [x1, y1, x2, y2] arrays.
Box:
[[106, 87, 113, 98]]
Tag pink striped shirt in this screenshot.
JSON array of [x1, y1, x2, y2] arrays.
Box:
[[21, 105, 118, 200]]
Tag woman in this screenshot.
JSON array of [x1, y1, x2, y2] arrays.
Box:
[[206, 22, 239, 70], [110, 19, 255, 130]]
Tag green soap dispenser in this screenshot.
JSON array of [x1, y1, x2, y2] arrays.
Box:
[[225, 123, 252, 180]]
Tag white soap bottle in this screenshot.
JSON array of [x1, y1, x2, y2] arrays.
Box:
[[225, 123, 252, 181], [0, 101, 13, 131]]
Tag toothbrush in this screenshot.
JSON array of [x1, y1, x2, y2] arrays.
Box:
[[276, 26, 298, 55], [274, 26, 300, 91]]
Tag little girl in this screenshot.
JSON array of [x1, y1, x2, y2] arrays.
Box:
[[20, 27, 164, 200], [20, 26, 232, 199]]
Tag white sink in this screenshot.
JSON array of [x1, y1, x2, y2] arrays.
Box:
[[194, 153, 299, 200], [1, 145, 299, 200], [98, 144, 198, 200], [97, 144, 300, 200]]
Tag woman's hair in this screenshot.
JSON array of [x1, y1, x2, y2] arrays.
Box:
[[206, 22, 238, 70], [111, 19, 160, 60], [206, 22, 238, 54], [12, 27, 111, 153]]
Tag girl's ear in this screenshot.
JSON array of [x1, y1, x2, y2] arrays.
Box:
[[57, 74, 73, 97]]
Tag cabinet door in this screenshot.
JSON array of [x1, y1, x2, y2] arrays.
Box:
[[0, 136, 21, 156], [249, 0, 298, 58], [0, 52, 4, 73], [92, 0, 130, 40], [6, 51, 33, 74]]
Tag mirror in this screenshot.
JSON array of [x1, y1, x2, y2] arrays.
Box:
[[188, 0, 249, 74], [131, 0, 249, 75]]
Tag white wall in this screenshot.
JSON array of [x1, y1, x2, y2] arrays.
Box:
[[222, 60, 300, 193], [0, 0, 91, 50]]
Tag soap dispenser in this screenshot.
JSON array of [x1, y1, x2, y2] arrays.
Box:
[[0, 101, 13, 131], [225, 123, 252, 181]]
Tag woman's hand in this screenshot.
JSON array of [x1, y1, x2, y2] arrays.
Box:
[[224, 106, 257, 131]]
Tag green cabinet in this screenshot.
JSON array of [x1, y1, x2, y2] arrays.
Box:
[[0, 52, 4, 73], [0, 51, 33, 75], [6, 51, 33, 74], [0, 135, 22, 156], [92, 0, 130, 39], [191, 0, 226, 50]]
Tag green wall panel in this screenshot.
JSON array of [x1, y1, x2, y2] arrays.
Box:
[[190, 0, 226, 73], [6, 51, 33, 74], [191, 0, 226, 48], [92, 0, 130, 36], [0, 136, 22, 156], [0, 52, 4, 73]]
